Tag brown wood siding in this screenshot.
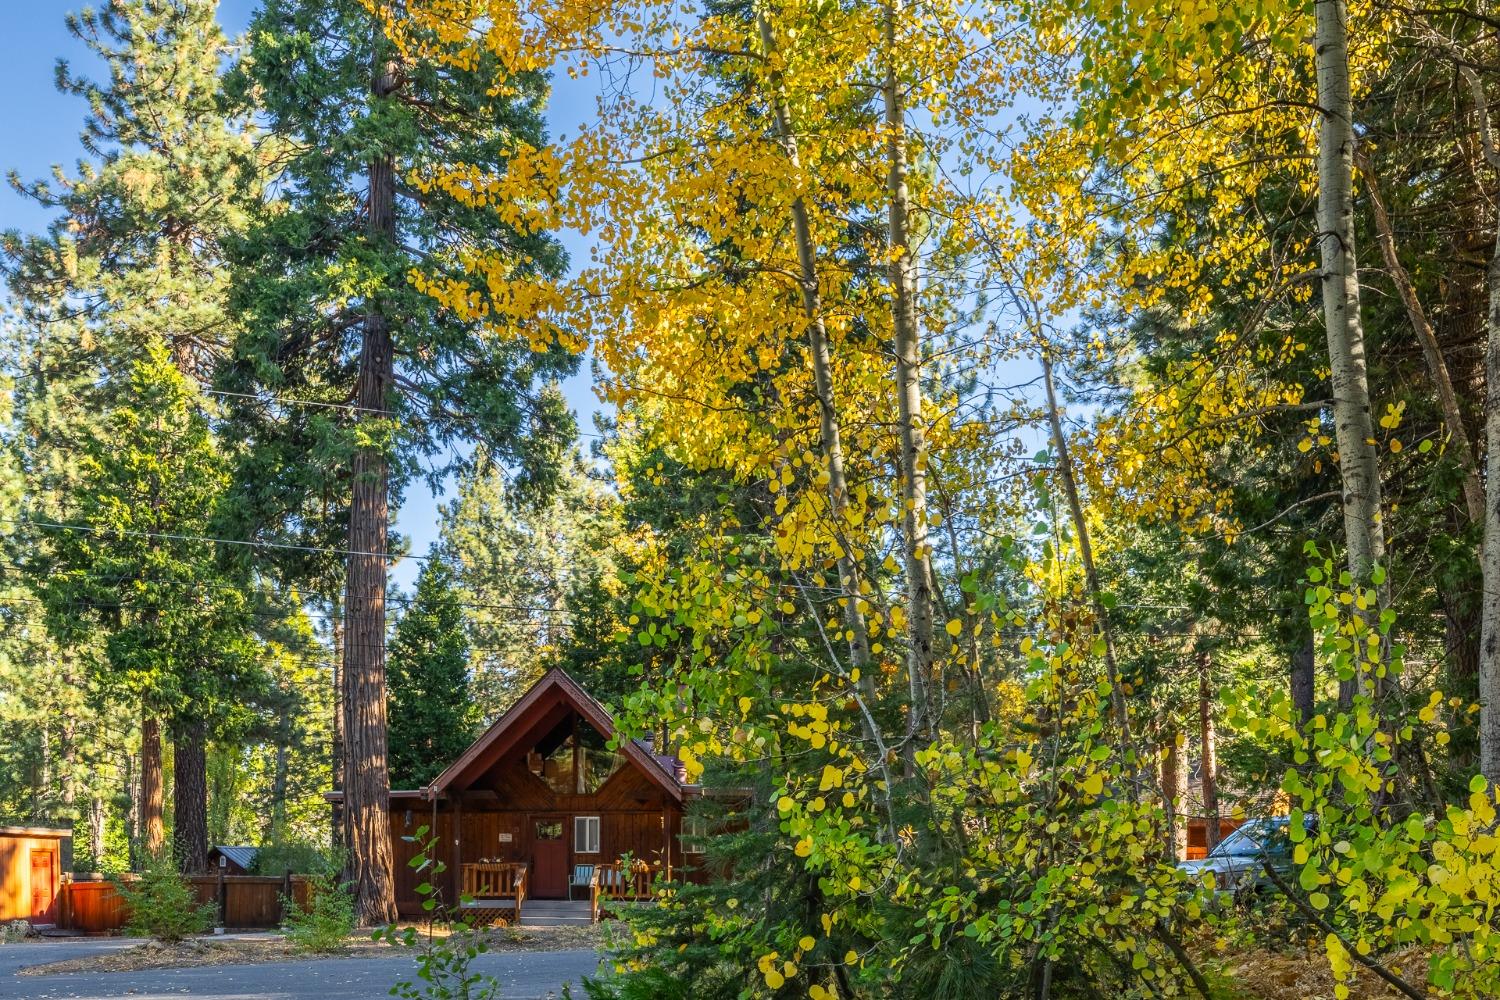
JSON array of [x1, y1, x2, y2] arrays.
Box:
[[388, 799, 685, 912], [0, 832, 67, 923]]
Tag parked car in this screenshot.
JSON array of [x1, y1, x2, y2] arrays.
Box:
[[1177, 817, 1295, 894]]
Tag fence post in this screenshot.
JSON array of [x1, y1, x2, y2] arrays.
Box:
[[281, 869, 293, 922], [216, 866, 227, 929]]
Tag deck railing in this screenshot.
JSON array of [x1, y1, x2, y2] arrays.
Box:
[[460, 862, 527, 921], [590, 860, 657, 923]]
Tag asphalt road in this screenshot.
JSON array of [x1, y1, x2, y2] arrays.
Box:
[[0, 941, 604, 1000]]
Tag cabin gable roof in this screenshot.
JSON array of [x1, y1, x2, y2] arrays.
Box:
[[424, 668, 683, 804]]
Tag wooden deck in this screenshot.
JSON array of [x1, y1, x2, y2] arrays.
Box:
[[589, 861, 658, 923], [459, 862, 527, 922]]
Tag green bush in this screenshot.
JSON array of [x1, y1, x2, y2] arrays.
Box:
[[117, 853, 214, 943], [252, 841, 339, 876], [282, 872, 356, 953]]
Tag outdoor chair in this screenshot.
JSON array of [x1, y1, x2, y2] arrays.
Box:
[[570, 864, 596, 900]]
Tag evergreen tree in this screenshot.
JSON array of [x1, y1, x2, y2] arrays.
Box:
[[1, 0, 261, 871], [36, 344, 261, 873], [438, 438, 625, 714], [387, 562, 476, 789], [225, 0, 577, 920]]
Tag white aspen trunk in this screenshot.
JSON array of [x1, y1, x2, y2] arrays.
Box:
[[1443, 55, 1500, 781], [1482, 234, 1500, 780], [1314, 0, 1388, 708], [755, 13, 875, 691], [881, 0, 936, 743]]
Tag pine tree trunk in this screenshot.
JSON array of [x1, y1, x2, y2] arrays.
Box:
[[340, 48, 399, 926], [172, 716, 209, 873], [331, 596, 346, 854], [140, 712, 165, 859], [1314, 0, 1388, 709], [753, 13, 874, 693], [88, 795, 105, 864], [882, 0, 936, 742], [1197, 649, 1220, 853], [1161, 733, 1187, 862], [1291, 633, 1316, 726]]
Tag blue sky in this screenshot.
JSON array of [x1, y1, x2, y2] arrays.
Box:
[[0, 1, 606, 592]]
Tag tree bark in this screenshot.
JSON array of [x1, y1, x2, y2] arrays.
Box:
[[172, 716, 209, 873], [1314, 0, 1389, 710], [140, 712, 165, 859], [1042, 356, 1133, 760], [1449, 55, 1500, 780], [882, 0, 936, 743], [754, 13, 875, 693], [339, 47, 400, 927], [1359, 154, 1484, 524], [331, 595, 346, 854], [1291, 632, 1316, 726], [1161, 732, 1187, 862], [1197, 648, 1220, 853]]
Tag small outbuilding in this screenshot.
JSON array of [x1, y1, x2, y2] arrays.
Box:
[[207, 845, 259, 875], [0, 826, 71, 925]]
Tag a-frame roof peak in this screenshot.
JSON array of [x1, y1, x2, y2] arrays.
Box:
[[423, 668, 682, 803]]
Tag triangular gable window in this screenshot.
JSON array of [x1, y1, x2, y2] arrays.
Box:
[[526, 715, 625, 795]]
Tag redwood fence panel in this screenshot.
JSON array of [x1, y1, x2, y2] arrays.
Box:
[[60, 874, 311, 933]]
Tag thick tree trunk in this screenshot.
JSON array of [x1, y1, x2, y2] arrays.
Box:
[[1291, 632, 1317, 727], [1314, 0, 1388, 710], [172, 716, 209, 873], [1161, 732, 1187, 863], [88, 795, 105, 864], [340, 50, 399, 926], [331, 597, 346, 854], [754, 13, 874, 692], [1197, 648, 1220, 853], [140, 712, 165, 859], [882, 0, 936, 742]]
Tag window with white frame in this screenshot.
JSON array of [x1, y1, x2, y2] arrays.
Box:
[[574, 815, 601, 854], [681, 814, 709, 854]]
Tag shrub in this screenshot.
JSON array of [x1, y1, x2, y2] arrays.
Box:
[[117, 853, 214, 943], [282, 871, 356, 953], [252, 841, 338, 877], [375, 827, 502, 1000]]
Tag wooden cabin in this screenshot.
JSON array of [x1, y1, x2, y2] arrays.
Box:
[[350, 669, 695, 918], [0, 826, 71, 925]]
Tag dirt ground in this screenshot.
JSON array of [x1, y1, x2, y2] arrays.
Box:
[[18, 922, 612, 976], [1213, 944, 1431, 1000]]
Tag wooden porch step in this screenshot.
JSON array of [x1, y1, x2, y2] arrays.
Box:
[[518, 900, 593, 926]]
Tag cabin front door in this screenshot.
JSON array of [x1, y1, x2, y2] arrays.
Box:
[[29, 849, 54, 921], [531, 816, 568, 898]]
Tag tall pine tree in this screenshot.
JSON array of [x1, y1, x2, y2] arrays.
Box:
[[225, 0, 577, 920], [387, 561, 475, 789], [2, 0, 262, 871]]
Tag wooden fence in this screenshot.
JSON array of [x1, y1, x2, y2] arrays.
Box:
[[60, 873, 312, 933]]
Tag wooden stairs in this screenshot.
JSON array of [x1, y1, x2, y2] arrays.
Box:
[[518, 899, 594, 927]]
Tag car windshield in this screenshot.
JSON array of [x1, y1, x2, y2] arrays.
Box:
[[1211, 822, 1285, 858]]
